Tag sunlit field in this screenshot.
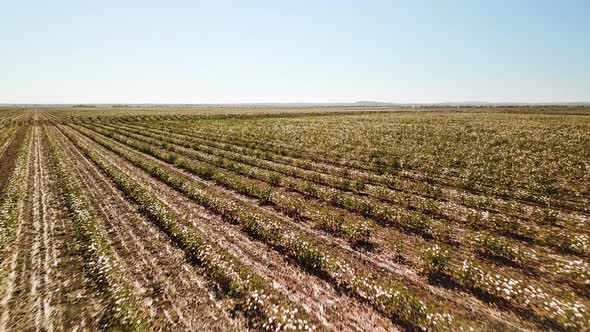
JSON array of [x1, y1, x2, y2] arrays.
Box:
[[1, 107, 589, 331]]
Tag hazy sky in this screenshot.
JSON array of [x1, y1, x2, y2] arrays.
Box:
[[1, 0, 589, 103]]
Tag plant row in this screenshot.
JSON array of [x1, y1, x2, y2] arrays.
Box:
[[95, 123, 590, 321], [88, 123, 373, 243], [122, 121, 586, 234], [0, 127, 16, 151], [86, 123, 449, 240], [141, 120, 587, 213], [103, 123, 589, 246], [87, 124, 571, 270], [121, 122, 589, 257], [55, 125, 317, 332], [44, 127, 145, 331], [0, 127, 31, 257], [67, 124, 473, 331], [141, 123, 588, 215], [420, 243, 590, 331]]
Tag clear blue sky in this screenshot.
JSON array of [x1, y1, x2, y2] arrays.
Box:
[[1, 0, 589, 103]]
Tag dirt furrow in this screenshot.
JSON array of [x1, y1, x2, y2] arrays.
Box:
[[38, 125, 56, 331], [50, 126, 243, 331], [30, 125, 47, 330], [59, 124, 403, 331]]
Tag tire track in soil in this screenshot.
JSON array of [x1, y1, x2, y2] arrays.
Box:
[[4, 123, 45, 331], [0, 126, 38, 331], [50, 126, 244, 331], [59, 124, 407, 331], [38, 124, 56, 331]]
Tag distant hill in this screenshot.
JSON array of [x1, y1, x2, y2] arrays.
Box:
[[351, 101, 397, 107]]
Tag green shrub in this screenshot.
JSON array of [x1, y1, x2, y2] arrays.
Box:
[[421, 244, 451, 276]]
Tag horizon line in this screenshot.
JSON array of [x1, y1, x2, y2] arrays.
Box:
[[2, 101, 590, 106]]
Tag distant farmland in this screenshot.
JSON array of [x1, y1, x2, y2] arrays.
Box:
[[0, 107, 589, 331]]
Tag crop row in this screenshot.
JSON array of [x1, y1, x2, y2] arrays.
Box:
[[0, 127, 31, 256], [90, 123, 590, 289], [44, 127, 145, 331], [408, 238, 590, 330], [82, 126, 562, 269], [86, 122, 590, 300], [449, 256, 588, 330], [88, 123, 373, 243], [120, 121, 587, 232], [128, 122, 589, 256], [85, 123, 451, 240], [232, 115, 588, 198], [0, 127, 16, 153], [420, 242, 590, 331], [140, 119, 587, 213], [55, 125, 317, 331], [82, 123, 590, 330], [66, 124, 472, 331], [85, 123, 583, 270]]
